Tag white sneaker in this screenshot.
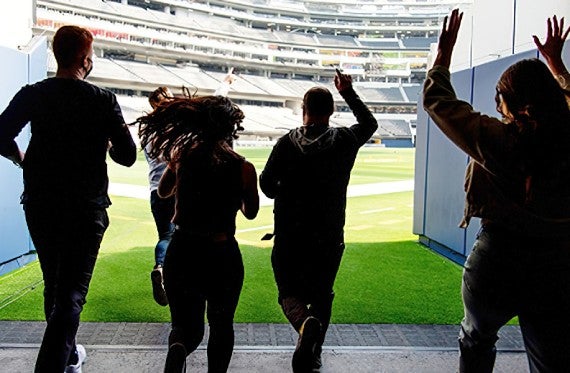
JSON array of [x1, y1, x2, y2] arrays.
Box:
[[64, 344, 87, 373]]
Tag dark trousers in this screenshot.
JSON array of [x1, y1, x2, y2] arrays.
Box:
[[163, 231, 244, 373], [272, 239, 345, 346], [150, 190, 175, 267], [24, 204, 109, 373], [459, 227, 570, 373]]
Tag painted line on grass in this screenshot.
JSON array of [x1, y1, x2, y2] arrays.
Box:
[[108, 179, 415, 203], [359, 207, 395, 215]]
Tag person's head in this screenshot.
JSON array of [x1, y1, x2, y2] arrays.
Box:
[[495, 58, 569, 126], [138, 95, 244, 163], [53, 25, 94, 79], [149, 86, 174, 109], [302, 87, 334, 124]]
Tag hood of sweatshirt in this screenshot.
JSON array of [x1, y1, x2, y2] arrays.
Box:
[[288, 123, 337, 155]]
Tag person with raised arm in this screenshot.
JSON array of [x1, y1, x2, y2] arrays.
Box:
[[423, 10, 570, 372], [260, 69, 377, 373]]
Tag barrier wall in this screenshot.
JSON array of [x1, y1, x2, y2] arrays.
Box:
[[0, 37, 46, 276], [413, 43, 570, 264]]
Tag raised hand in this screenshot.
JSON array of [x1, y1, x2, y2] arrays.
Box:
[[533, 16, 569, 76], [334, 68, 352, 92], [433, 9, 463, 68]]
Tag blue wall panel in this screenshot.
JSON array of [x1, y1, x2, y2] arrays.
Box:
[[0, 38, 46, 273], [0, 47, 31, 266], [423, 68, 472, 256]]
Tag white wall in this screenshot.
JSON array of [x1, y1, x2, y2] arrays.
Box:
[[0, 0, 34, 50], [448, 0, 570, 71]]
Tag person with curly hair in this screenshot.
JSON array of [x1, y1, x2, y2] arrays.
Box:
[[137, 95, 259, 373]]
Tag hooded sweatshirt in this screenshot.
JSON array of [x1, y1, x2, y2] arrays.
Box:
[[260, 87, 377, 243]]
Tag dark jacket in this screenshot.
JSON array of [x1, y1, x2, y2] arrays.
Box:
[[260, 87, 377, 243], [423, 65, 570, 236]]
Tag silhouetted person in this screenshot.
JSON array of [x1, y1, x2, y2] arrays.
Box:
[[424, 11, 570, 372], [146, 72, 236, 307], [137, 95, 259, 373], [0, 25, 136, 372], [260, 69, 377, 372], [146, 86, 176, 306]]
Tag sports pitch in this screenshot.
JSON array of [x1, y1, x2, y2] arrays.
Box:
[[0, 147, 465, 324]]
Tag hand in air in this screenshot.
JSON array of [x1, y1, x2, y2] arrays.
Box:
[[533, 16, 570, 75], [334, 68, 352, 92], [433, 9, 463, 68]]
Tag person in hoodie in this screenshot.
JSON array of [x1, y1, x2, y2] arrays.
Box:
[[260, 69, 377, 373]]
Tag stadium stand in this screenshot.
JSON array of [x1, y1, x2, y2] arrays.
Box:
[[34, 0, 471, 146]]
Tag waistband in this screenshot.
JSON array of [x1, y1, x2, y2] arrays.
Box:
[[174, 225, 233, 242]]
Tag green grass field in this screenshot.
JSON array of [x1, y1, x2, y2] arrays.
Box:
[[0, 147, 465, 324]]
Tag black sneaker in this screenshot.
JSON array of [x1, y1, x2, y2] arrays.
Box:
[[292, 316, 322, 373], [164, 342, 187, 373], [312, 345, 322, 372], [151, 266, 169, 306]]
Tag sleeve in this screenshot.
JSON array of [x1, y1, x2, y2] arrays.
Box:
[[259, 137, 286, 199], [0, 87, 32, 158], [213, 81, 231, 97], [340, 87, 378, 147], [555, 71, 570, 91], [107, 93, 137, 167], [423, 65, 512, 171]]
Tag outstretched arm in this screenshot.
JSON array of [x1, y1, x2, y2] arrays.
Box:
[[433, 8, 463, 69], [533, 16, 569, 77], [335, 69, 378, 145]]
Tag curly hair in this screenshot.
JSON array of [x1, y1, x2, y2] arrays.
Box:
[[137, 95, 245, 164]]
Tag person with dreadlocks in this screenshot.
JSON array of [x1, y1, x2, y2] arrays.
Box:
[[137, 95, 259, 373], [424, 11, 570, 372]]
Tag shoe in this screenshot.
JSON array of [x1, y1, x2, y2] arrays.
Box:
[[64, 344, 86, 373], [151, 266, 169, 306], [292, 316, 321, 373], [164, 342, 187, 373], [312, 345, 322, 372]]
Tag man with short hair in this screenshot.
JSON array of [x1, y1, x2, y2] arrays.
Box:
[[260, 69, 377, 372], [0, 25, 136, 372]]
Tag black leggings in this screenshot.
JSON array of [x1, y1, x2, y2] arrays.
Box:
[[163, 232, 244, 373]]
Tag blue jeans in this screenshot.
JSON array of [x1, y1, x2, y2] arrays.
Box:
[[459, 226, 570, 372], [163, 231, 244, 373], [150, 190, 175, 267], [24, 203, 109, 372]]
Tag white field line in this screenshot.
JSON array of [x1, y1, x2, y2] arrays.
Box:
[[108, 179, 414, 206], [359, 207, 395, 215]]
